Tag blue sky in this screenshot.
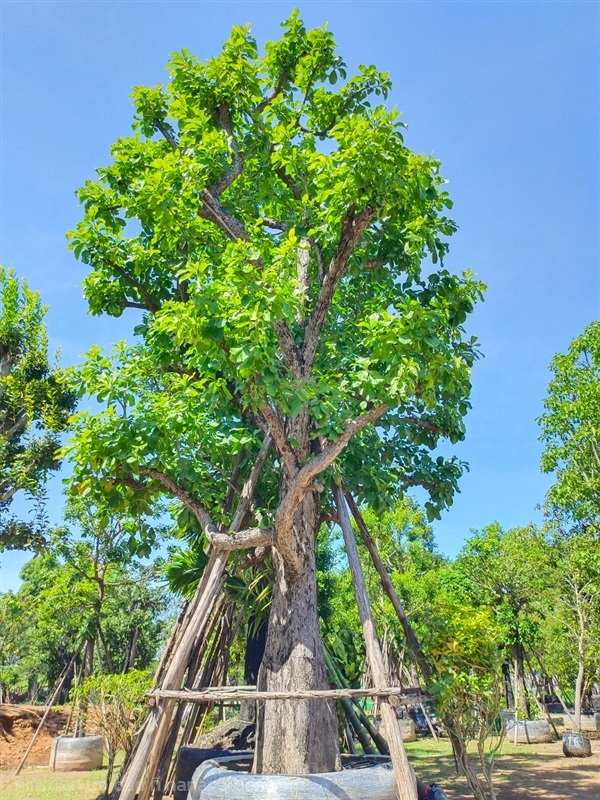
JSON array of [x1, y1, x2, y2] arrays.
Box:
[[1, 1, 598, 590]]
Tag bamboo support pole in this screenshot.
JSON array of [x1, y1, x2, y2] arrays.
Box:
[[115, 548, 229, 800], [324, 646, 390, 754], [15, 640, 85, 776], [344, 491, 432, 682], [333, 485, 418, 800], [419, 702, 439, 742]]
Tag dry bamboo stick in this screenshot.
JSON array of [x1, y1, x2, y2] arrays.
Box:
[[15, 640, 85, 776], [115, 548, 229, 800], [333, 485, 418, 800], [150, 686, 426, 703]]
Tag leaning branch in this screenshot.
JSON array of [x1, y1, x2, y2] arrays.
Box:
[[138, 445, 275, 551], [197, 190, 250, 242], [260, 405, 298, 473], [302, 205, 374, 373], [212, 103, 245, 196], [154, 119, 178, 150]]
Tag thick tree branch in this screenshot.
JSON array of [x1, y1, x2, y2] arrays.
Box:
[[296, 240, 311, 324], [134, 435, 274, 551], [274, 320, 303, 377], [274, 166, 303, 201], [254, 68, 291, 115], [275, 404, 389, 547], [238, 545, 268, 570], [302, 205, 375, 374], [308, 237, 325, 282], [2, 411, 27, 442], [259, 217, 289, 232], [212, 103, 245, 196], [197, 189, 249, 242], [110, 262, 159, 314], [260, 404, 298, 473], [154, 119, 178, 150]]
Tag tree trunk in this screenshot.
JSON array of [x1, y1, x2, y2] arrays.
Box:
[[513, 642, 529, 717], [254, 485, 339, 774], [123, 627, 140, 673], [574, 655, 584, 734], [75, 637, 95, 737]]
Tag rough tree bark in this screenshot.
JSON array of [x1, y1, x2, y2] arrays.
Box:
[[513, 642, 530, 718], [254, 467, 339, 774]]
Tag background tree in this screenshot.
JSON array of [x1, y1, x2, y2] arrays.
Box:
[[66, 12, 483, 774], [0, 267, 75, 550], [0, 507, 170, 704], [77, 669, 152, 797], [539, 320, 600, 528], [537, 526, 600, 732], [453, 524, 550, 718]]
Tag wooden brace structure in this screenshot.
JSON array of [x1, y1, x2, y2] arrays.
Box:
[[110, 476, 425, 800]]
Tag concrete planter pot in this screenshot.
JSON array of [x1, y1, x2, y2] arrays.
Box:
[[188, 754, 417, 800], [562, 714, 600, 734], [50, 735, 103, 771], [504, 719, 553, 743], [174, 748, 252, 800], [562, 733, 592, 757]]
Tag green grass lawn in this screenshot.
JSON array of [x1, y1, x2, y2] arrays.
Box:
[[0, 767, 109, 800]]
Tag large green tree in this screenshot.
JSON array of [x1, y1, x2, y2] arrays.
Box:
[[539, 320, 600, 527], [66, 13, 483, 773], [0, 267, 75, 550]]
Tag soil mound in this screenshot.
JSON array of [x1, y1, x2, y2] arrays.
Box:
[[0, 704, 68, 769]]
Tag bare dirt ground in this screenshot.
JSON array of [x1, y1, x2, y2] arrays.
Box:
[[407, 737, 599, 800], [0, 704, 69, 770], [493, 741, 599, 799]]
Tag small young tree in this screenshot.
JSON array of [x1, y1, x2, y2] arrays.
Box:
[[0, 267, 75, 550], [66, 13, 483, 774], [539, 527, 600, 732], [77, 670, 152, 797]]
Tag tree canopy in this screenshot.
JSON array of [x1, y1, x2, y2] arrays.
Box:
[[65, 12, 484, 775], [0, 267, 75, 551], [66, 10, 483, 535], [539, 320, 600, 528]]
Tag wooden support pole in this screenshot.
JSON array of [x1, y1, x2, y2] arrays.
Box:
[[15, 640, 85, 776], [150, 686, 425, 703], [345, 488, 489, 800], [324, 646, 390, 754], [344, 491, 432, 682], [419, 702, 439, 742], [115, 548, 228, 800], [333, 485, 418, 800], [113, 435, 273, 800]]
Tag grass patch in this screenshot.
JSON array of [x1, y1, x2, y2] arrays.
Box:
[[0, 767, 109, 800]]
